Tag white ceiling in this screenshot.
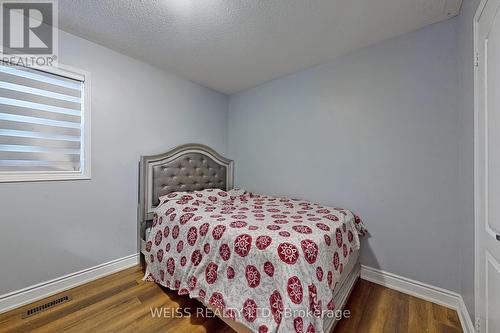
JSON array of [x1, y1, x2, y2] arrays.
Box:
[[59, 0, 462, 94]]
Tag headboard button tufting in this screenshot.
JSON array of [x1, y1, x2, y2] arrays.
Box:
[[147, 146, 232, 211]]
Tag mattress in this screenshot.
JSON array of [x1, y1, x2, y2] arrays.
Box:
[[142, 189, 366, 333]]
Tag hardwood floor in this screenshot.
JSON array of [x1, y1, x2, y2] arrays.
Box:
[[335, 279, 463, 333], [0, 266, 462, 333]]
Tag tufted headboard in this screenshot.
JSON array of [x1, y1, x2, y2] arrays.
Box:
[[138, 144, 233, 253]]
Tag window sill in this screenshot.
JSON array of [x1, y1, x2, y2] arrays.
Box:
[[0, 172, 91, 183]]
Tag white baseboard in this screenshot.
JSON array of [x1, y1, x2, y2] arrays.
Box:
[[0, 253, 139, 315], [456, 296, 476, 333], [361, 265, 475, 333]]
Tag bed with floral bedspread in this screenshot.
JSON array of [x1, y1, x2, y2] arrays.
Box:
[[144, 188, 366, 333]]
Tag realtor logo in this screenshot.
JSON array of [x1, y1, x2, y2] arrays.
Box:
[[0, 0, 57, 66]]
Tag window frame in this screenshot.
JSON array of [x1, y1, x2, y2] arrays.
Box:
[[0, 63, 91, 183]]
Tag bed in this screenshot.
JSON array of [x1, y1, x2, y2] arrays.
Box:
[[138, 143, 366, 333]]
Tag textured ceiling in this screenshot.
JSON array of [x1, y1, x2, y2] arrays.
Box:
[[58, 0, 462, 94]]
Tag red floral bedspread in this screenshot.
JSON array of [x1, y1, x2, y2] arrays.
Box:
[[144, 189, 366, 333]]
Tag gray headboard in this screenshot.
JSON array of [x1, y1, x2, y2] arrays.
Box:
[[138, 144, 233, 251]]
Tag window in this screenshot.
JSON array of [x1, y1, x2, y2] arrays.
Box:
[[0, 62, 90, 182]]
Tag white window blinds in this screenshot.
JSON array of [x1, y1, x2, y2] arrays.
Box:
[[0, 63, 85, 175]]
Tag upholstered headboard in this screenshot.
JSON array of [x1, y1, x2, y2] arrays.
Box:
[[138, 144, 233, 253]]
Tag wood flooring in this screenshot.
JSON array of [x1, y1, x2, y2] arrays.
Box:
[[0, 266, 463, 333]]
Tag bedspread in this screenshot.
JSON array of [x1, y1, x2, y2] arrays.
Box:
[[144, 189, 366, 333]]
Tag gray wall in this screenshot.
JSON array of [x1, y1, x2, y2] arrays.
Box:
[[457, 0, 481, 318], [228, 19, 465, 294], [0, 30, 228, 295]]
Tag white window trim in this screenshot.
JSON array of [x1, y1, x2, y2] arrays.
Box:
[[0, 63, 91, 183]]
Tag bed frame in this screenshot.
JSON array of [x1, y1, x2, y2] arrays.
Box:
[[138, 143, 358, 333], [138, 143, 234, 262]]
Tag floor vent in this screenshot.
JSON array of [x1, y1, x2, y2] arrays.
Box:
[[22, 295, 72, 318]]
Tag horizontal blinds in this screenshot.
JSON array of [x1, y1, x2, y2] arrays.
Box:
[[0, 64, 83, 172]]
